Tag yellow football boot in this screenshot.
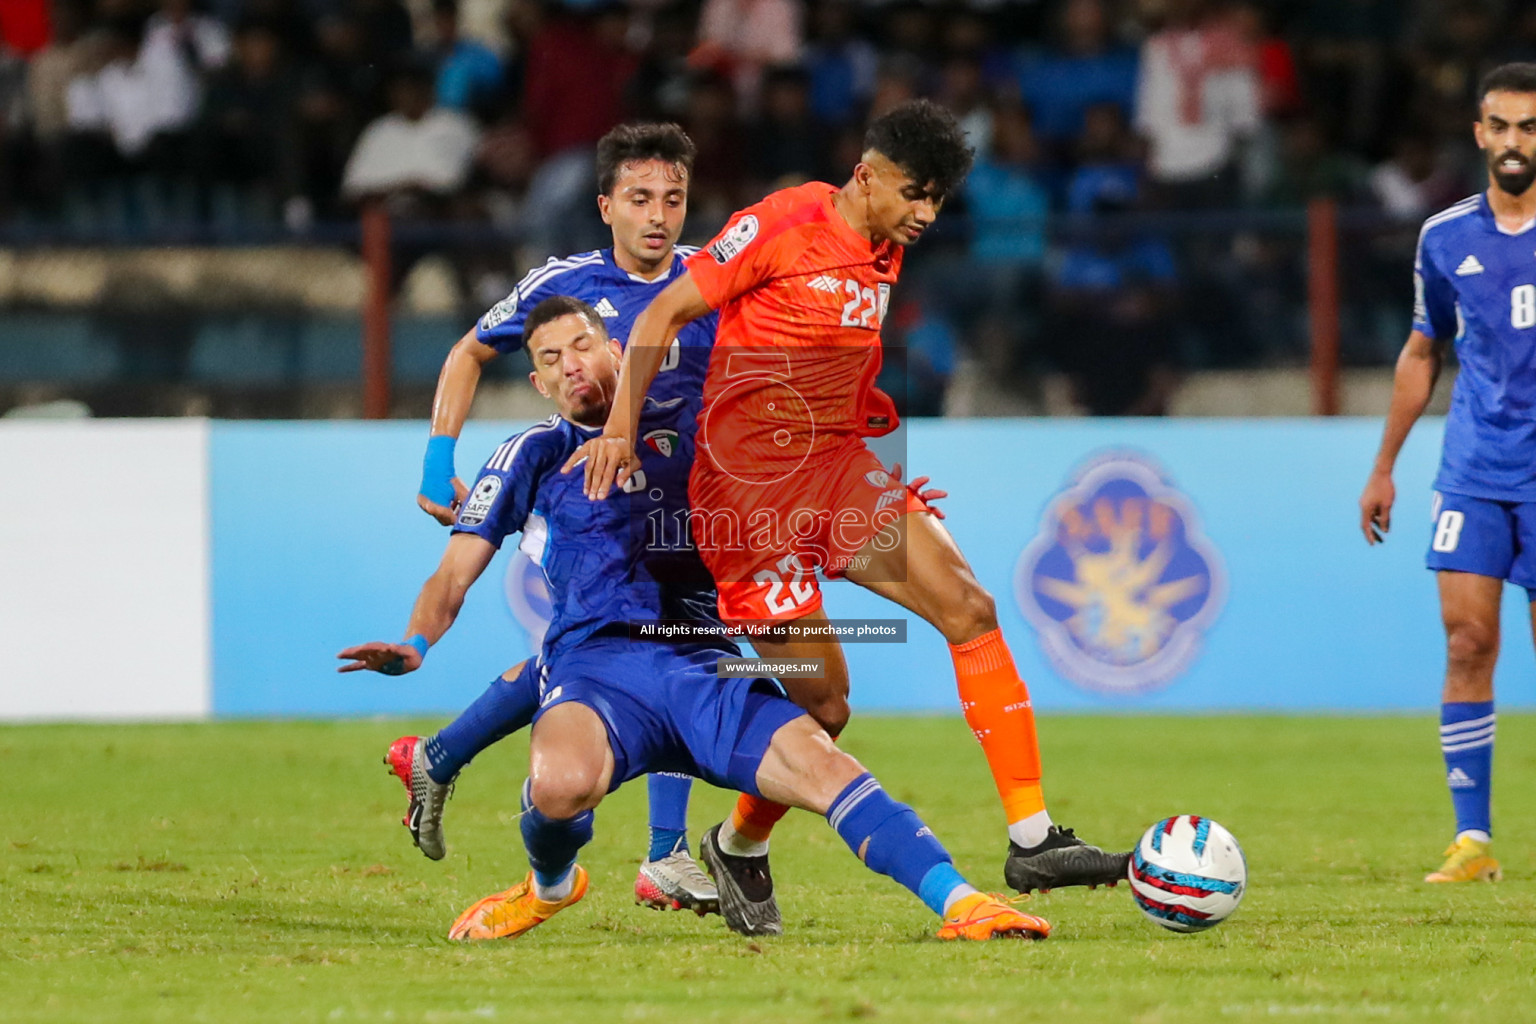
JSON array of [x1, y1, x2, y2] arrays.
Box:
[[448, 867, 590, 940], [936, 893, 1051, 941], [1425, 836, 1502, 883]]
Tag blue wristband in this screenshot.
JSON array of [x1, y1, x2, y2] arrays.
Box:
[[420, 435, 458, 506], [381, 635, 429, 676]]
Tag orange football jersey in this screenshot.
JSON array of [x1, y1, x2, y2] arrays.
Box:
[[684, 182, 903, 481]]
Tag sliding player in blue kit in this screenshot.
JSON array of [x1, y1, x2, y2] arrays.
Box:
[[1361, 63, 1536, 884], [387, 123, 724, 913], [340, 297, 1049, 943]]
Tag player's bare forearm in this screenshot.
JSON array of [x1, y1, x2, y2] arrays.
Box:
[[608, 327, 672, 440], [430, 330, 498, 440], [401, 573, 467, 646], [1371, 330, 1442, 475], [1360, 331, 1440, 544], [570, 276, 710, 499], [337, 534, 496, 673], [418, 330, 495, 523], [607, 274, 710, 439], [404, 534, 496, 644]]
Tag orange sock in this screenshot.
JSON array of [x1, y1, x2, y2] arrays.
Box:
[[731, 793, 789, 843], [950, 628, 1046, 826], [732, 727, 846, 842]]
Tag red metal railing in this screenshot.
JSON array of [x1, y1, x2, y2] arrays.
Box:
[[1307, 197, 1341, 416], [360, 203, 392, 420]]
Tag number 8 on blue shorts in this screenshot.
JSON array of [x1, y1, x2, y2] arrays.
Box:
[[1426, 490, 1536, 593]]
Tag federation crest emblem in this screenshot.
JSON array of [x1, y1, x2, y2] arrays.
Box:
[[1015, 452, 1225, 696], [504, 550, 553, 648], [643, 428, 679, 457]]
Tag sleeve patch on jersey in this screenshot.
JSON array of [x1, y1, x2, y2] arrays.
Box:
[[458, 475, 503, 526], [480, 293, 518, 332], [707, 214, 760, 264]]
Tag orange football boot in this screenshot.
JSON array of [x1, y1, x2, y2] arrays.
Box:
[[448, 867, 590, 940], [1425, 835, 1502, 883], [936, 892, 1051, 941]]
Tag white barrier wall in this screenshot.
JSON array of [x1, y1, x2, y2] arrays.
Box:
[[0, 421, 210, 720]]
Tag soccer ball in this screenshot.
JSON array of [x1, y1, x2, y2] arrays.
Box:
[[1128, 815, 1247, 933]]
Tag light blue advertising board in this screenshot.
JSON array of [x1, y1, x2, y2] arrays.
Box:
[[211, 418, 1533, 716]]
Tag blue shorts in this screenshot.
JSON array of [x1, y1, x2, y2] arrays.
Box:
[[530, 635, 806, 796], [1425, 490, 1536, 595]]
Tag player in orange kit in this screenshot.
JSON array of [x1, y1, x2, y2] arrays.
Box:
[[569, 100, 1127, 935]]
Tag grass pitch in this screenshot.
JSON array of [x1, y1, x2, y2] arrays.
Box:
[[6, 715, 1536, 1024]]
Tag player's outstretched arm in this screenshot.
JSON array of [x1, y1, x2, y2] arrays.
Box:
[[337, 533, 497, 674], [419, 329, 500, 525], [566, 273, 712, 500], [1361, 329, 1443, 545]]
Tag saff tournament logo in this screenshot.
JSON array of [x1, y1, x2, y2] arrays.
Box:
[[504, 550, 552, 647], [1015, 453, 1225, 696]]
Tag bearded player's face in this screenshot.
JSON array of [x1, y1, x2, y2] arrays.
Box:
[[526, 313, 622, 426], [1477, 90, 1536, 197], [599, 158, 689, 271], [861, 152, 943, 246]]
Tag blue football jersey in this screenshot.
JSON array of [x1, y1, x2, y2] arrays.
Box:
[[451, 397, 731, 661], [1415, 193, 1536, 501], [475, 248, 718, 407]]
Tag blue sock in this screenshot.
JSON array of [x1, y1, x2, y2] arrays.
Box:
[[827, 773, 957, 915], [918, 862, 970, 916], [520, 780, 594, 887], [1441, 701, 1495, 838], [646, 773, 693, 861], [424, 666, 540, 785]]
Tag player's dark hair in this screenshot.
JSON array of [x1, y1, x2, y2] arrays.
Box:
[[595, 123, 697, 196], [862, 99, 975, 202], [1480, 63, 1536, 104], [523, 296, 608, 352]]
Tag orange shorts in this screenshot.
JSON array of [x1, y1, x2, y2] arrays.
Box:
[[688, 437, 926, 624]]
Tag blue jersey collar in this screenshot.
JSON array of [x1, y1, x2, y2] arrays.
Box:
[[602, 246, 688, 285], [1478, 191, 1536, 236]]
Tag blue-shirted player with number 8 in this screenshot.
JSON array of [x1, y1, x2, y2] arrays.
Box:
[[1361, 63, 1536, 884]]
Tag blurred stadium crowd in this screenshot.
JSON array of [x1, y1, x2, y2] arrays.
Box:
[[0, 0, 1523, 415]]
